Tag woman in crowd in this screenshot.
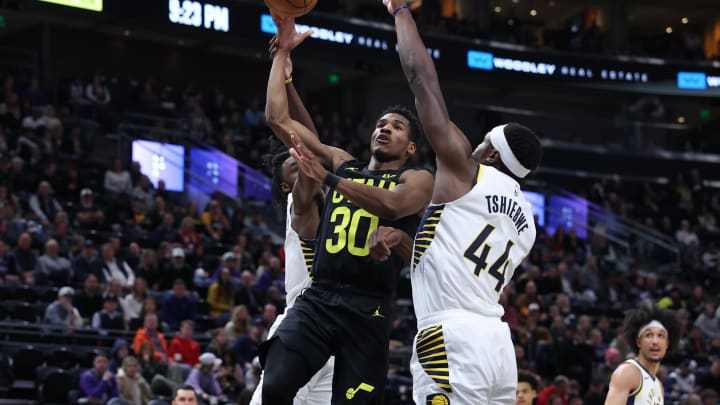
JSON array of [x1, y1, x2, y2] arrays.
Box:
[[207, 267, 235, 319]]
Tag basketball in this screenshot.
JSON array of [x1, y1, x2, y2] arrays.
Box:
[[264, 0, 318, 18]]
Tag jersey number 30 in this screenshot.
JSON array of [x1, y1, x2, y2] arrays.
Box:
[[463, 224, 514, 292], [326, 207, 380, 256]]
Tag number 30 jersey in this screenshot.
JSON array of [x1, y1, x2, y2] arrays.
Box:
[[313, 160, 420, 296], [411, 164, 536, 319]]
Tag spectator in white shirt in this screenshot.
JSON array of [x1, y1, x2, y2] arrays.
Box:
[[35, 238, 73, 286], [101, 243, 135, 288], [86, 75, 111, 105], [121, 277, 149, 322], [104, 158, 132, 195], [676, 220, 699, 247]]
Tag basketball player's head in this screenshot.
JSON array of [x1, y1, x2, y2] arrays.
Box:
[[370, 105, 422, 164], [473, 123, 542, 179], [264, 135, 296, 210], [623, 304, 681, 364], [516, 372, 538, 405]]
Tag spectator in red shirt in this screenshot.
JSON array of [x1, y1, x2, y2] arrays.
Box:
[[537, 375, 569, 405], [169, 320, 201, 366]]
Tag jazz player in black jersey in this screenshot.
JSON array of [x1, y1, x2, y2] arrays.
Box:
[[261, 15, 434, 405]]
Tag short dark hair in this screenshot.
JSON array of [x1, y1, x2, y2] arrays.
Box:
[[518, 371, 538, 391], [263, 135, 291, 211], [504, 122, 542, 172], [623, 304, 682, 354], [173, 384, 197, 400], [379, 105, 422, 143]]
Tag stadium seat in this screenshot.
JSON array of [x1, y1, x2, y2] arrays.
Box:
[[11, 345, 44, 381], [38, 369, 77, 405], [7, 301, 39, 323], [8, 285, 38, 302], [47, 347, 79, 369]]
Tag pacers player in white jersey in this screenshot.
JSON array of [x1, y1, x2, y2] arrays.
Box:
[[376, 1, 543, 403], [605, 306, 681, 405]]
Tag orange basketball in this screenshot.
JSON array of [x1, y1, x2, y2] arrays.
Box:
[[264, 0, 318, 18]]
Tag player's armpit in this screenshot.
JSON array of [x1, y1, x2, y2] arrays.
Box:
[[604, 364, 640, 405]]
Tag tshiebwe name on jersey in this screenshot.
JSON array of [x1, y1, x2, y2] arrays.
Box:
[[330, 176, 398, 204], [484, 195, 530, 234]]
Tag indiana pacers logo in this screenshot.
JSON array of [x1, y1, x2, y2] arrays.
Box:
[[426, 393, 450, 405]]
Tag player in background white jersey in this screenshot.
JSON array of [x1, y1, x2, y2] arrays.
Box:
[[605, 306, 681, 405], [372, 1, 543, 403], [249, 29, 334, 405]]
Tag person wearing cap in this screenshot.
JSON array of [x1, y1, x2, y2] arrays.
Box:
[[209, 251, 242, 284], [109, 338, 130, 374], [185, 353, 224, 403], [76, 188, 105, 229], [44, 286, 84, 328], [91, 291, 126, 331], [605, 305, 681, 404], [159, 248, 193, 291], [73, 239, 104, 283]]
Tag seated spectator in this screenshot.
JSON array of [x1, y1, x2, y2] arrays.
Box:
[[121, 277, 149, 322], [101, 243, 135, 288], [135, 250, 160, 290], [232, 320, 264, 370], [207, 328, 233, 358], [104, 158, 131, 196], [109, 339, 130, 374], [62, 124, 86, 156], [256, 303, 277, 331], [79, 354, 118, 405], [159, 249, 193, 290], [235, 270, 261, 316], [256, 255, 285, 299], [697, 357, 720, 393], [75, 273, 104, 320], [137, 341, 168, 383], [22, 78, 47, 108], [28, 180, 63, 227], [131, 175, 155, 208], [117, 356, 152, 405], [209, 252, 242, 284], [669, 359, 697, 399], [44, 286, 84, 329], [86, 75, 111, 105], [202, 199, 230, 242], [676, 220, 699, 247], [91, 292, 126, 331], [225, 305, 251, 340], [150, 212, 179, 245], [76, 188, 105, 229], [207, 267, 235, 319], [161, 279, 197, 331], [34, 238, 73, 285], [11, 232, 37, 283], [133, 313, 169, 363], [169, 320, 201, 366], [179, 216, 202, 250], [0, 239, 19, 284], [73, 239, 103, 283], [537, 375, 569, 405], [245, 211, 271, 243], [694, 302, 720, 341], [185, 353, 225, 403]]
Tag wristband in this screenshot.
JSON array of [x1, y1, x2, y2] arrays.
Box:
[[393, 4, 410, 16], [323, 172, 341, 188], [284, 76, 293, 84]]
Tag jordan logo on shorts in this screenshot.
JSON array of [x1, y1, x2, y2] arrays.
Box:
[[372, 306, 384, 318], [345, 382, 375, 399], [426, 393, 450, 405]]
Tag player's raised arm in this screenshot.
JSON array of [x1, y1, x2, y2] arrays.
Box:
[[265, 16, 352, 171], [384, 1, 475, 179], [289, 134, 432, 220], [604, 364, 640, 405]]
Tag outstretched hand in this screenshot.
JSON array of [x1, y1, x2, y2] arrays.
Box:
[[271, 14, 314, 52], [288, 133, 328, 183], [369, 226, 402, 261], [381, 0, 409, 15]]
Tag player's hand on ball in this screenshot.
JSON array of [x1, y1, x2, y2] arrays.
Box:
[[271, 14, 314, 52], [382, 0, 408, 15], [369, 226, 400, 261]]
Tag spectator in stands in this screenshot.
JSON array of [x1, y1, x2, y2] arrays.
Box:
[[136, 249, 160, 290], [117, 356, 153, 405], [668, 359, 697, 400], [160, 248, 193, 290], [536, 375, 569, 405], [231, 234, 255, 273], [697, 356, 720, 391], [34, 238, 73, 285], [22, 78, 47, 107], [121, 276, 149, 323], [91, 292, 126, 331], [255, 255, 284, 299], [225, 305, 251, 340], [8, 157, 35, 193], [161, 279, 197, 331], [76, 188, 105, 229], [256, 303, 276, 331], [583, 374, 606, 405], [44, 285, 84, 328], [243, 96, 264, 129], [677, 220, 700, 247], [132, 175, 155, 208], [658, 286, 687, 310], [104, 158, 132, 196], [232, 319, 264, 371], [86, 75, 111, 105], [169, 320, 201, 366], [694, 302, 720, 342], [75, 273, 104, 320], [101, 243, 135, 288], [185, 353, 224, 403], [235, 270, 261, 315], [62, 124, 86, 156], [202, 199, 230, 242], [0, 239, 18, 283], [516, 372, 538, 405], [10, 232, 35, 283], [21, 106, 44, 131], [109, 339, 130, 373], [700, 389, 718, 405], [29, 180, 63, 227], [179, 216, 201, 251], [41, 105, 62, 137], [73, 239, 103, 283], [207, 267, 235, 319], [133, 313, 169, 363], [207, 328, 233, 358], [137, 341, 168, 383], [151, 212, 179, 245], [80, 353, 119, 405]]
